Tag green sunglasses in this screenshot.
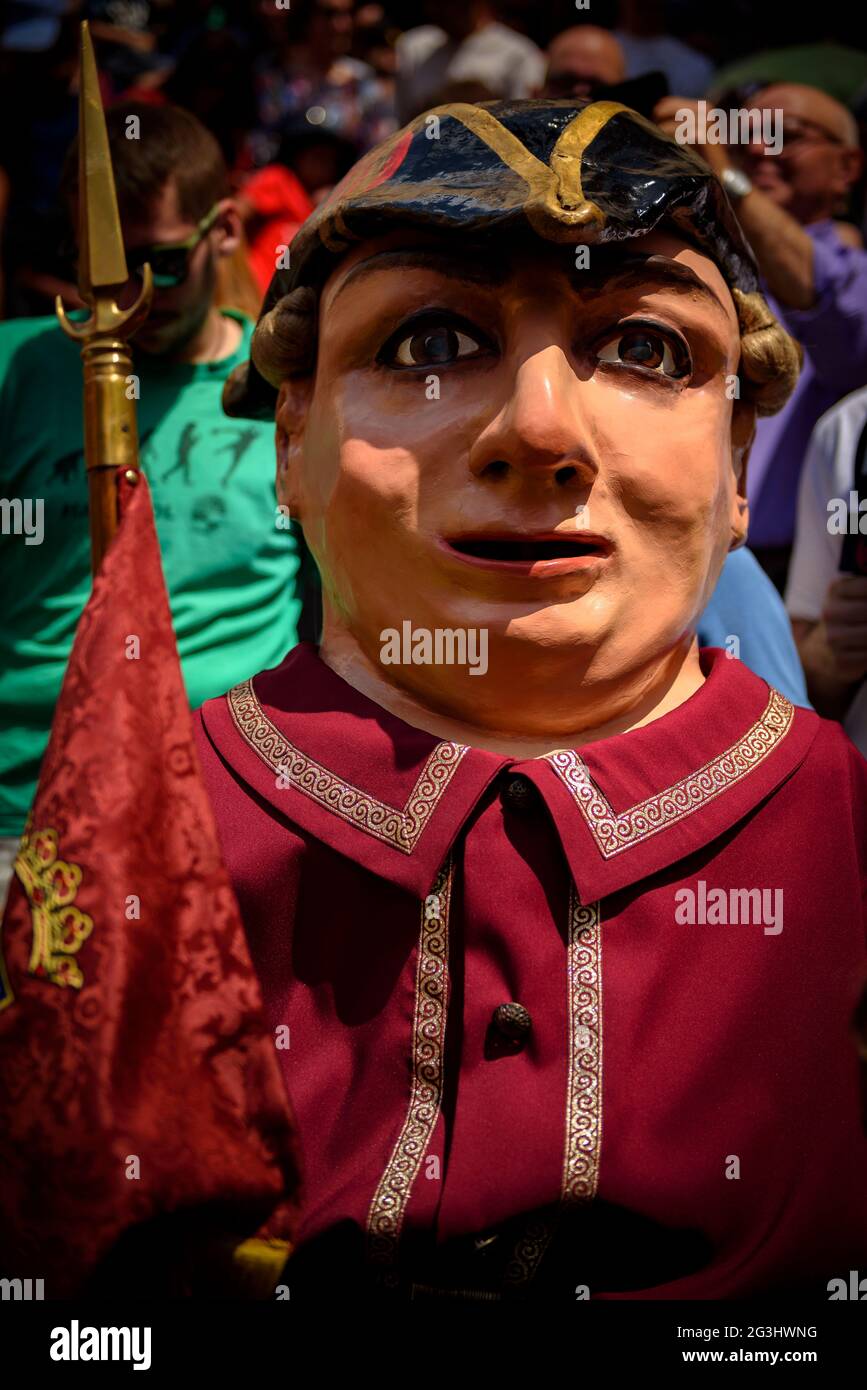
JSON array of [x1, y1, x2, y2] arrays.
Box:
[[125, 204, 221, 288]]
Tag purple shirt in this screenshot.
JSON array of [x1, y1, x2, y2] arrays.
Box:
[[747, 221, 867, 548]]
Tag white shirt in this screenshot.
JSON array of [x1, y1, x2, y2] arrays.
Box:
[[395, 22, 546, 124], [785, 386, 867, 755]]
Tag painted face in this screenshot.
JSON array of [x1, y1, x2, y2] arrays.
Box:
[[279, 226, 751, 729]]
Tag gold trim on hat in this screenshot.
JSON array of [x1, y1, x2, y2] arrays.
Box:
[[422, 101, 630, 240]]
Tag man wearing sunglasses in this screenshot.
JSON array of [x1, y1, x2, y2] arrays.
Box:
[[104, 176, 237, 363], [656, 81, 867, 595], [0, 103, 312, 898]]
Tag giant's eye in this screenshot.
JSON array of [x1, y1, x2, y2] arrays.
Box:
[[595, 325, 690, 379], [379, 313, 489, 369]]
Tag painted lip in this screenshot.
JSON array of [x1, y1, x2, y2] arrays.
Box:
[[437, 531, 615, 577]]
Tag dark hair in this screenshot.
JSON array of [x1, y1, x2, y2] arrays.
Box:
[[61, 102, 227, 225]]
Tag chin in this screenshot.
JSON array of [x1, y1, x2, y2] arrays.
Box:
[[134, 332, 174, 356], [499, 613, 609, 657], [453, 608, 614, 673], [448, 593, 613, 643], [751, 181, 789, 207]]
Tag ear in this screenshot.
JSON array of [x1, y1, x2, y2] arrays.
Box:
[[212, 197, 242, 260], [839, 144, 864, 193], [728, 396, 755, 550], [275, 376, 313, 522]]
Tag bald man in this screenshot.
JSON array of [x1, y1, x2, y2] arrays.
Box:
[[657, 82, 867, 591], [543, 26, 626, 100], [739, 84, 861, 238]]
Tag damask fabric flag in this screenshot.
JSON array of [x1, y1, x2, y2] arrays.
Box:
[[0, 469, 301, 1298]]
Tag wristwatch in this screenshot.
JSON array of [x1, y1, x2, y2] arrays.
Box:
[[720, 166, 754, 202]]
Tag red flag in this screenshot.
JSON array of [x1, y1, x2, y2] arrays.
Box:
[[0, 470, 301, 1296]]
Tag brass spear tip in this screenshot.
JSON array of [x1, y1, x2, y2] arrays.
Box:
[[78, 18, 129, 297]]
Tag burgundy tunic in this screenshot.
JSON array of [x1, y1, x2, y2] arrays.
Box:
[[194, 644, 867, 1300]]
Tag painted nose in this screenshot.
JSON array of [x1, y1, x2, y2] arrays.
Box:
[[468, 343, 599, 488]]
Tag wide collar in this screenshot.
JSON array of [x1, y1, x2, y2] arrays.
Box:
[[199, 644, 819, 902]]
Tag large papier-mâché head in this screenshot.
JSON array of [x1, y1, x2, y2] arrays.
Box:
[[227, 100, 802, 740]]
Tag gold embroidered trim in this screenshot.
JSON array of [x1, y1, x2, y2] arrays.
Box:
[[367, 861, 452, 1267], [228, 680, 467, 854], [503, 893, 602, 1290], [563, 895, 603, 1203], [502, 1217, 558, 1289], [546, 688, 794, 859]]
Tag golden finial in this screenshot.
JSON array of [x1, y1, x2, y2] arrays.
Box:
[[56, 21, 153, 574]]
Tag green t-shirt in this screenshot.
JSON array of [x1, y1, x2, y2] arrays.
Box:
[[0, 309, 305, 836]]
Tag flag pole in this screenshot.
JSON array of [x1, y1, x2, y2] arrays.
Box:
[[56, 21, 153, 576]]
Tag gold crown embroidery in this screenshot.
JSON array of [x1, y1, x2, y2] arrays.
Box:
[[13, 820, 94, 991]]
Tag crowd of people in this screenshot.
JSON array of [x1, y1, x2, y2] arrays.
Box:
[[1, 0, 867, 885]]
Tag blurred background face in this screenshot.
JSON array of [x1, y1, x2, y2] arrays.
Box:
[[285, 227, 750, 726], [118, 178, 227, 357], [309, 0, 355, 58], [734, 83, 862, 225], [544, 26, 626, 100]]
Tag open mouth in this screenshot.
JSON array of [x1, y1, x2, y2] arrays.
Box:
[[440, 533, 613, 577], [449, 537, 609, 562]]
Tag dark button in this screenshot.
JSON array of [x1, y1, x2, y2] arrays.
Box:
[[491, 1002, 532, 1046], [501, 774, 536, 814]]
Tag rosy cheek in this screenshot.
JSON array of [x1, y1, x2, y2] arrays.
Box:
[[302, 393, 345, 511], [330, 443, 420, 519], [355, 357, 488, 418], [319, 369, 485, 493], [599, 393, 733, 531]]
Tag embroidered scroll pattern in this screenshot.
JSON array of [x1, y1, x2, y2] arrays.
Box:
[[503, 893, 602, 1290], [228, 680, 467, 853], [562, 894, 603, 1203], [502, 1217, 558, 1290], [546, 688, 793, 858], [366, 860, 452, 1269]]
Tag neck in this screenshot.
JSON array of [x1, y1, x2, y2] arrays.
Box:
[[319, 625, 705, 758], [800, 202, 836, 228], [174, 308, 241, 365]]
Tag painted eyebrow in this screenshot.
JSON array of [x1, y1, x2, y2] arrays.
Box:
[[576, 251, 732, 320], [329, 244, 731, 320], [329, 246, 510, 303]]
